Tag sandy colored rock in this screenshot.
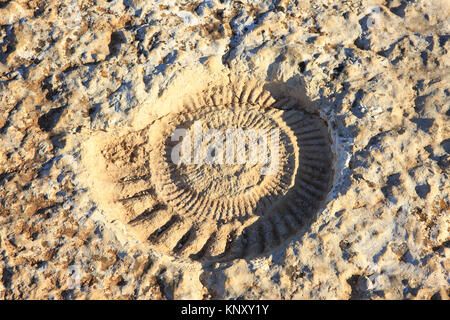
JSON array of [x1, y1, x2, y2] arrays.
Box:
[[0, 0, 448, 300]]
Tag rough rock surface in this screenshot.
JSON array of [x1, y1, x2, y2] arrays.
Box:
[[0, 0, 449, 299]]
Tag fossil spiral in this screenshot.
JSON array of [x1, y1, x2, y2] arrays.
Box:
[[87, 82, 334, 262]]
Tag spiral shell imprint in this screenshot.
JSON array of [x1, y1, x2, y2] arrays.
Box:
[[95, 83, 334, 262]]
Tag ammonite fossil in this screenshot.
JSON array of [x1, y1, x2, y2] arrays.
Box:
[[85, 82, 334, 262]]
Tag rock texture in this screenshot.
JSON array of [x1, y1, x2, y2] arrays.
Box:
[[0, 0, 449, 299]]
